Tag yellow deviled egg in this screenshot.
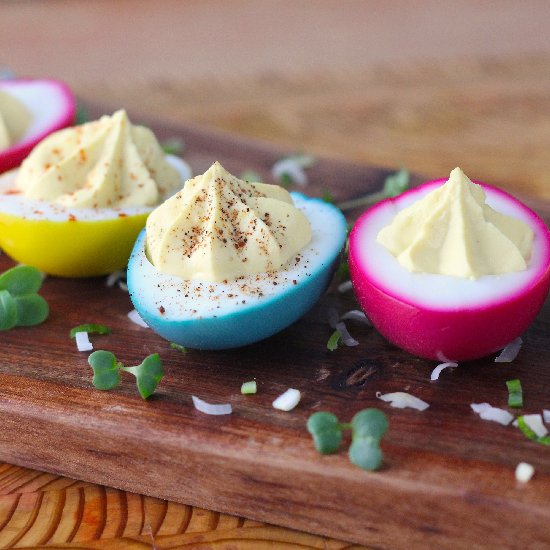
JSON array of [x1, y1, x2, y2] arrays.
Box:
[[0, 110, 190, 277]]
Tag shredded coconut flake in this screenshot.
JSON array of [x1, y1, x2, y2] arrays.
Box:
[[75, 331, 93, 352], [515, 462, 535, 483], [127, 309, 149, 328], [337, 280, 353, 293], [494, 337, 522, 363], [430, 362, 458, 381], [376, 391, 429, 411], [340, 309, 371, 326], [470, 403, 514, 425], [543, 409, 550, 425], [191, 395, 232, 415], [335, 321, 359, 347], [514, 414, 548, 438], [106, 270, 126, 287], [272, 388, 301, 411]]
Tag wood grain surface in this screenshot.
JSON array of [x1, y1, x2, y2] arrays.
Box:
[[0, 114, 549, 550]]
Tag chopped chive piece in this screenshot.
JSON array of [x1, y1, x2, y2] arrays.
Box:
[[241, 380, 257, 394], [506, 378, 523, 408], [170, 342, 187, 353], [70, 323, 111, 338], [516, 416, 550, 446], [0, 265, 49, 331], [327, 329, 342, 351], [161, 137, 185, 155]]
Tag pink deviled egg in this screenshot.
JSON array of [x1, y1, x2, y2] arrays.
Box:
[[349, 168, 550, 361], [0, 79, 76, 173]]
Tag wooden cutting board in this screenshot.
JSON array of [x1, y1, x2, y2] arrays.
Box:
[[0, 112, 548, 550]]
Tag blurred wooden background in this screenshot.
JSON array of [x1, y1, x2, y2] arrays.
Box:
[[2, 1, 550, 548]]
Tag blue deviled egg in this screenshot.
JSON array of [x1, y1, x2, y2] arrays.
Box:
[[127, 162, 346, 349]]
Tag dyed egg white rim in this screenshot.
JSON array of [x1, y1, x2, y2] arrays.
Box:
[[351, 180, 550, 311], [128, 193, 346, 319], [0, 79, 75, 156], [0, 154, 190, 221]]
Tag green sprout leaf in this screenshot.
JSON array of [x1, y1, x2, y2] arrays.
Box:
[[121, 353, 163, 399], [506, 378, 523, 408], [70, 323, 111, 339], [0, 265, 43, 296], [336, 167, 410, 212], [348, 438, 383, 471], [14, 294, 49, 327], [307, 412, 343, 454], [382, 168, 409, 198], [0, 265, 49, 330], [88, 350, 121, 391], [351, 409, 389, 440], [327, 329, 342, 351], [0, 289, 18, 331], [307, 408, 388, 469], [321, 188, 335, 204]]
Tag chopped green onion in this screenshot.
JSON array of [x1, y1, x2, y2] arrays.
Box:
[[506, 378, 523, 408], [160, 137, 185, 155], [70, 323, 111, 338], [516, 416, 550, 446], [170, 342, 187, 353], [327, 329, 342, 351], [241, 380, 257, 394]]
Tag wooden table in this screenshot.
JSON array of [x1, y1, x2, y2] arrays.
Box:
[[2, 1, 550, 548]]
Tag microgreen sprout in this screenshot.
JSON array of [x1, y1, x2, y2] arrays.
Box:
[[506, 378, 523, 408], [170, 342, 187, 353], [272, 154, 315, 187], [336, 167, 410, 212], [70, 323, 111, 339], [88, 350, 163, 399], [241, 380, 257, 394], [0, 265, 48, 330], [327, 329, 342, 351], [321, 188, 335, 204], [307, 408, 388, 470]]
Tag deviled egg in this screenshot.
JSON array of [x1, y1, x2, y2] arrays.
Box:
[[127, 162, 347, 349], [0, 110, 190, 277], [0, 79, 76, 173], [349, 168, 550, 361]]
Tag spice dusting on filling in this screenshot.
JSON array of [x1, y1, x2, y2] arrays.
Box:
[[14, 109, 181, 209], [146, 162, 312, 282]]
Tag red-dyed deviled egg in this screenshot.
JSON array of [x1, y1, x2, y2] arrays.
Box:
[[349, 168, 550, 361]]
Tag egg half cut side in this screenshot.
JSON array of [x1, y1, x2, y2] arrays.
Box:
[[349, 180, 550, 361], [127, 193, 347, 350]]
